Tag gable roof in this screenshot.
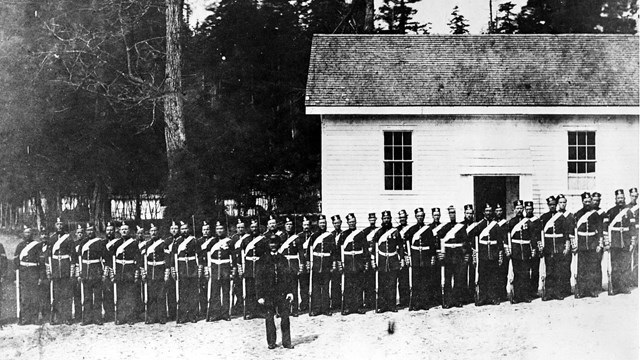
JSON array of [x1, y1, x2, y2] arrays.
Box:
[[305, 34, 639, 111]]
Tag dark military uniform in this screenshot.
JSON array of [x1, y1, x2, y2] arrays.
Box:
[[113, 236, 142, 324], [47, 231, 76, 324], [438, 221, 469, 307], [574, 206, 603, 297], [470, 219, 505, 305], [231, 232, 250, 316], [142, 236, 168, 324], [396, 222, 411, 308], [201, 235, 233, 321], [540, 210, 572, 300], [628, 200, 639, 286], [196, 234, 210, 317], [240, 232, 267, 319], [0, 242, 6, 322], [135, 235, 149, 321], [297, 229, 313, 312], [171, 234, 200, 323], [507, 215, 534, 302], [164, 233, 181, 321], [603, 204, 634, 294], [496, 217, 509, 300], [307, 229, 336, 315], [405, 222, 437, 310], [372, 225, 403, 313], [525, 214, 542, 298], [15, 238, 45, 324], [361, 224, 378, 310], [337, 227, 369, 314], [72, 234, 84, 322], [78, 236, 108, 324], [103, 234, 122, 322], [427, 220, 447, 306], [330, 228, 342, 311], [278, 231, 305, 315]]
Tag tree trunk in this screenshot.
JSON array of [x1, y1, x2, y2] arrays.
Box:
[[364, 0, 374, 33], [164, 0, 186, 167]]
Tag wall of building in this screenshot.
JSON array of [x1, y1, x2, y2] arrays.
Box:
[[320, 114, 638, 224]]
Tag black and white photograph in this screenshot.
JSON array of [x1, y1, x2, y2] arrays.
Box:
[[0, 0, 638, 358]]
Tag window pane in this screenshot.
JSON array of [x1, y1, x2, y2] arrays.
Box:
[[384, 132, 392, 146], [393, 162, 403, 176], [578, 132, 586, 145], [403, 132, 412, 145], [393, 146, 402, 160], [587, 147, 595, 160], [393, 132, 402, 146], [403, 146, 412, 160], [394, 176, 403, 190], [404, 176, 412, 190], [404, 162, 413, 176], [384, 162, 392, 176], [568, 162, 577, 173], [577, 147, 586, 160], [587, 162, 595, 173], [586, 132, 595, 145], [568, 132, 576, 145], [578, 162, 586, 173], [384, 146, 392, 160], [385, 176, 393, 190], [568, 147, 576, 160]]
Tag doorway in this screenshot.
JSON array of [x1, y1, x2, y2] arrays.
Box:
[[473, 176, 520, 221]]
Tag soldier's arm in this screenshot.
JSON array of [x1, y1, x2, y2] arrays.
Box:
[[0, 243, 6, 278]]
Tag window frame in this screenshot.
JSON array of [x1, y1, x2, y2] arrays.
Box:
[[567, 130, 596, 191], [383, 130, 413, 191]]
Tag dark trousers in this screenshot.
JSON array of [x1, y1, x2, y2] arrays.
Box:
[[73, 280, 82, 321], [243, 277, 258, 317], [147, 279, 166, 323], [465, 263, 476, 303], [610, 248, 632, 294], [207, 277, 231, 320], [232, 276, 244, 315], [443, 261, 467, 307], [288, 274, 300, 315], [136, 282, 145, 320], [82, 278, 103, 323], [377, 270, 397, 312], [343, 272, 365, 312], [499, 260, 509, 300], [512, 258, 532, 301], [52, 278, 73, 323], [530, 256, 540, 297], [544, 253, 571, 299], [311, 272, 330, 314], [364, 270, 376, 310], [299, 272, 309, 311], [40, 281, 50, 320], [477, 260, 501, 304], [398, 267, 410, 307], [576, 251, 602, 296], [177, 277, 199, 322], [115, 281, 137, 324], [265, 297, 291, 348], [165, 280, 177, 321], [199, 277, 208, 318], [429, 265, 442, 307], [18, 273, 40, 324], [103, 282, 114, 322], [410, 266, 431, 309], [330, 272, 341, 310]]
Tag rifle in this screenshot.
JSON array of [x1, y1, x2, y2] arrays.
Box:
[[15, 268, 20, 323], [375, 242, 379, 312], [113, 255, 118, 321], [206, 255, 212, 321], [144, 254, 148, 323], [474, 235, 480, 303], [49, 257, 54, 323], [340, 244, 345, 314], [540, 230, 546, 299], [308, 247, 313, 315], [78, 255, 84, 324], [406, 239, 412, 309], [174, 253, 180, 323], [506, 232, 514, 303], [440, 237, 445, 307]]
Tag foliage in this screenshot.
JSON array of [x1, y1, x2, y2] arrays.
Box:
[[448, 6, 470, 34]]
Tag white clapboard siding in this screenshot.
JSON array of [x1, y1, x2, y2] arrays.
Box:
[[321, 115, 639, 223]]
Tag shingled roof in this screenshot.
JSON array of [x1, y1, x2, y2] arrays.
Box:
[[305, 34, 639, 109]]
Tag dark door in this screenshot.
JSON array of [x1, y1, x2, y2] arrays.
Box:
[[473, 176, 520, 221]]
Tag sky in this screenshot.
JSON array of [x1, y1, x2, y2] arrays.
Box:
[[186, 0, 528, 34]]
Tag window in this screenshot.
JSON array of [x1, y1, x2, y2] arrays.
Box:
[[384, 131, 412, 191], [568, 131, 596, 190]]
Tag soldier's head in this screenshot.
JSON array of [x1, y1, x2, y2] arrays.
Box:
[[136, 225, 145, 240], [432, 208, 441, 223], [318, 215, 327, 231], [302, 217, 311, 232], [524, 201, 534, 217], [268, 234, 279, 254], [120, 222, 130, 238], [23, 225, 33, 241], [170, 221, 179, 236], [86, 223, 95, 238], [448, 206, 457, 222], [250, 219, 260, 235], [179, 221, 189, 236], [591, 192, 601, 207], [236, 219, 246, 235], [494, 203, 504, 219], [483, 204, 493, 220], [463, 204, 473, 222], [581, 192, 592, 208], [346, 213, 356, 230], [55, 217, 63, 232], [215, 221, 225, 237], [414, 208, 425, 225], [202, 221, 211, 237], [381, 211, 392, 227], [150, 223, 158, 238], [368, 213, 377, 227], [630, 188, 638, 203], [267, 215, 277, 232], [285, 217, 294, 233], [615, 189, 626, 206], [545, 197, 557, 213], [557, 195, 567, 211], [398, 210, 408, 226], [513, 200, 524, 216], [39, 226, 48, 241], [75, 224, 85, 239], [106, 222, 115, 239], [331, 215, 342, 231]]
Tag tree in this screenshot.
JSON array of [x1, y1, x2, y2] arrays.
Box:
[[377, 0, 427, 34], [494, 1, 519, 33], [448, 6, 470, 34]]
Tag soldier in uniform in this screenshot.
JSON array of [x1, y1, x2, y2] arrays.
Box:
[[396, 209, 411, 309], [264, 215, 283, 243], [197, 221, 212, 318], [239, 218, 267, 319], [37, 226, 51, 321], [72, 224, 85, 322], [111, 222, 142, 325], [470, 204, 505, 305], [164, 221, 181, 321], [371, 210, 404, 313], [171, 221, 201, 323], [557, 194, 576, 296], [0, 237, 6, 323], [427, 208, 446, 307], [307, 215, 336, 316], [495, 203, 509, 301], [231, 219, 249, 316], [628, 188, 639, 286], [15, 226, 45, 325], [462, 204, 478, 304], [405, 208, 436, 311], [77, 223, 107, 325], [256, 234, 296, 350], [103, 222, 120, 323], [574, 192, 604, 298], [142, 223, 168, 324], [603, 189, 636, 295], [329, 215, 342, 311], [201, 221, 233, 321], [539, 196, 572, 301], [506, 200, 534, 303], [524, 201, 542, 298], [134, 225, 148, 321], [436, 206, 469, 308], [362, 213, 378, 311], [46, 217, 76, 325], [278, 217, 305, 316], [336, 213, 369, 315], [297, 217, 313, 312]]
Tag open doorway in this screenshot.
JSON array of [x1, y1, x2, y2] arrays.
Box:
[[473, 176, 520, 221]]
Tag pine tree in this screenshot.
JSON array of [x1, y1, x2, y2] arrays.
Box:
[[494, 1, 519, 33], [377, 0, 426, 34], [448, 6, 470, 34]]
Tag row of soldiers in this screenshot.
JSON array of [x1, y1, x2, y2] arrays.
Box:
[[10, 187, 639, 325]]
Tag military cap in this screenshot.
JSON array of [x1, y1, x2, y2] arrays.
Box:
[[285, 217, 293, 224], [431, 207, 440, 213], [484, 203, 493, 211], [267, 234, 280, 244], [251, 218, 259, 225], [86, 223, 94, 231], [149, 223, 158, 230], [77, 224, 84, 230], [202, 221, 210, 229], [55, 217, 62, 224], [414, 207, 425, 214], [581, 192, 592, 200], [546, 196, 557, 204], [464, 204, 473, 211], [398, 209, 408, 217], [170, 220, 178, 227], [268, 214, 277, 221], [215, 221, 223, 228], [630, 187, 638, 195], [591, 192, 602, 198], [106, 221, 115, 229], [447, 205, 456, 212], [368, 213, 377, 219], [302, 216, 310, 224], [346, 213, 356, 221], [331, 215, 341, 222], [120, 221, 129, 228], [237, 218, 244, 225], [495, 203, 503, 210], [179, 221, 188, 228], [318, 215, 326, 221], [524, 201, 534, 207], [556, 194, 566, 201], [23, 224, 31, 231], [381, 210, 392, 217], [513, 200, 524, 207], [136, 225, 144, 232], [615, 189, 625, 196]]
